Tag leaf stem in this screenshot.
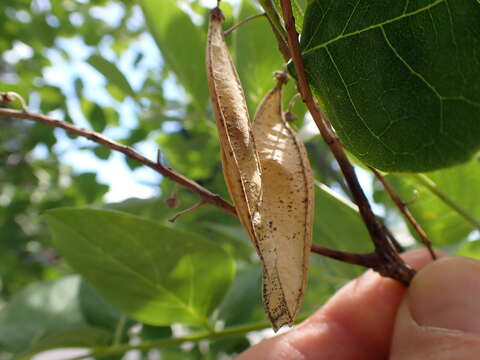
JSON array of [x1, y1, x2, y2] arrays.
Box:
[[68, 316, 307, 360], [112, 314, 127, 346], [278, 0, 414, 285], [224, 12, 266, 36], [413, 173, 480, 230]]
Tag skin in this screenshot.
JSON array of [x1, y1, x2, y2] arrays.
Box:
[[238, 249, 480, 359]]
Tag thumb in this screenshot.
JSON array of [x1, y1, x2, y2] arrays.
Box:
[[391, 256, 480, 359]]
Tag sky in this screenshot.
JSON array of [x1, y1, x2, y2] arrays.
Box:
[[38, 2, 163, 202]]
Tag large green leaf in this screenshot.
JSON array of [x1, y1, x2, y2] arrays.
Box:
[[0, 276, 107, 354], [140, 0, 208, 111], [374, 159, 480, 246], [44, 208, 235, 328], [87, 55, 136, 99], [299, 0, 480, 172]]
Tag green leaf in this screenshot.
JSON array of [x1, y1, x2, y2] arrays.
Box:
[[79, 280, 126, 332], [313, 183, 371, 252], [217, 265, 262, 326], [374, 159, 480, 246], [0, 276, 90, 354], [44, 208, 236, 328], [89, 103, 107, 132], [87, 54, 136, 99], [457, 239, 480, 258], [140, 0, 208, 112], [300, 183, 371, 312], [299, 0, 480, 172], [235, 0, 286, 114]]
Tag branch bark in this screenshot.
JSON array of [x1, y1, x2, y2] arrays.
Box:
[[0, 108, 237, 216], [279, 0, 415, 285]]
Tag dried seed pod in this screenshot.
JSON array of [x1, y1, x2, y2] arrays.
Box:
[[253, 78, 314, 330], [206, 8, 263, 251]]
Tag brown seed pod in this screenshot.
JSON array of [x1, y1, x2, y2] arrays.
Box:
[[253, 77, 314, 330], [207, 8, 313, 331], [206, 8, 263, 252]]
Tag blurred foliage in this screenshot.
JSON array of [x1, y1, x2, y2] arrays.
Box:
[[1, 0, 479, 359]]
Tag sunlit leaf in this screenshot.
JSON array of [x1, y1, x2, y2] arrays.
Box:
[[87, 54, 136, 99], [44, 208, 236, 327], [140, 0, 208, 111]]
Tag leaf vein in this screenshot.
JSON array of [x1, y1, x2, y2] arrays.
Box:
[[302, 0, 445, 55]]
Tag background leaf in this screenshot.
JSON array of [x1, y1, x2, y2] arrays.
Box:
[[235, 0, 286, 114], [44, 208, 236, 328], [0, 276, 108, 355], [140, 0, 208, 112], [374, 159, 480, 246], [87, 55, 136, 99]]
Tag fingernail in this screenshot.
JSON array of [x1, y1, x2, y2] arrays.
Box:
[[408, 257, 480, 333]]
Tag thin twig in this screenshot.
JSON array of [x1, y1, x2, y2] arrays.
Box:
[[279, 0, 414, 285], [311, 245, 381, 268], [0, 108, 237, 216], [224, 12, 266, 36], [169, 200, 207, 222], [371, 167, 435, 260]]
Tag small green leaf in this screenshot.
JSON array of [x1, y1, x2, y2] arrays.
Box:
[[89, 103, 107, 132], [93, 145, 111, 160], [44, 208, 236, 327], [87, 54, 135, 99], [300, 0, 480, 172]]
